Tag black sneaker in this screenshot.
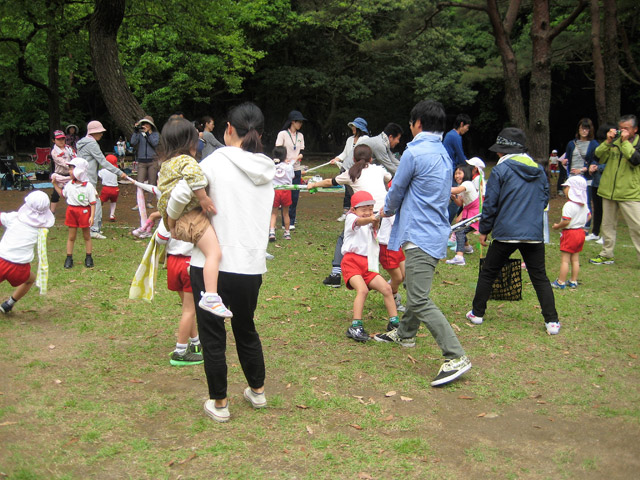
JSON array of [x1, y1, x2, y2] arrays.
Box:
[[346, 325, 369, 342], [323, 273, 341, 288], [170, 350, 204, 366], [386, 320, 400, 332], [189, 343, 203, 355], [64, 256, 73, 269], [85, 256, 94, 268], [431, 355, 472, 387], [0, 301, 12, 314]]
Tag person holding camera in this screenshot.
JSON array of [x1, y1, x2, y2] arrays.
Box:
[[589, 114, 640, 265], [130, 116, 160, 209]]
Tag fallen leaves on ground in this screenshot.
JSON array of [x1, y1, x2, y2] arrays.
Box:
[[385, 391, 396, 397], [400, 396, 413, 402]]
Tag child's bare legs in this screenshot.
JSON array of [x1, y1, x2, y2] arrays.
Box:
[[367, 275, 398, 318], [177, 291, 197, 345], [282, 209, 291, 232], [12, 271, 36, 301], [557, 251, 571, 283], [569, 252, 580, 283], [67, 227, 77, 255], [197, 225, 232, 318], [348, 275, 369, 320], [82, 228, 92, 255], [270, 209, 278, 231], [386, 266, 404, 294]]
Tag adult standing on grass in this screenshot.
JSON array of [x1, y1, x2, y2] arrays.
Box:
[[275, 110, 306, 229], [589, 114, 640, 265], [443, 114, 471, 223], [464, 128, 561, 335], [373, 99, 472, 387], [130, 116, 160, 209], [168, 102, 275, 422], [76, 120, 127, 240]]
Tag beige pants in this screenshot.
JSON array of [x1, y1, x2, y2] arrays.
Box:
[[599, 198, 640, 260]]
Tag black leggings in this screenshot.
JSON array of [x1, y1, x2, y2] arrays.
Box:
[[590, 186, 603, 236]]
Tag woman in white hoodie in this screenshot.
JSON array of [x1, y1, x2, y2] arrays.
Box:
[[168, 103, 275, 422]]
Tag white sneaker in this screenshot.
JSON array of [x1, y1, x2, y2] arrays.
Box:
[[243, 387, 267, 409], [585, 233, 600, 242], [463, 245, 474, 254], [545, 322, 561, 335], [90, 231, 106, 239], [596, 237, 604, 245], [199, 293, 233, 318], [466, 310, 483, 325], [337, 213, 346, 222], [446, 255, 466, 265], [290, 225, 296, 231], [204, 399, 230, 422]]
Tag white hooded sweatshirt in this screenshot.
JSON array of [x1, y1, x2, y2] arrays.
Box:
[[167, 146, 275, 274]]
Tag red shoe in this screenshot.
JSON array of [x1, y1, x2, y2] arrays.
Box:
[[109, 216, 116, 222]]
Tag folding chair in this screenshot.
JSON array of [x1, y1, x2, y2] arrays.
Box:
[[32, 147, 51, 168], [0, 156, 33, 191]]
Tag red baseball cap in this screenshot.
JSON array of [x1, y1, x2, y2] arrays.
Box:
[[351, 190, 375, 208]]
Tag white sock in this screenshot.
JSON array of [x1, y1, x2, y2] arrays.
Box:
[[174, 343, 188, 354], [110, 203, 116, 217], [190, 336, 200, 346]]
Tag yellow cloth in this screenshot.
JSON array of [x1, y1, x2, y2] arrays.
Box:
[[129, 235, 166, 302], [35, 228, 49, 295]]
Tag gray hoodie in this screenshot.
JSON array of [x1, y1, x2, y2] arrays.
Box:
[[76, 135, 123, 186]]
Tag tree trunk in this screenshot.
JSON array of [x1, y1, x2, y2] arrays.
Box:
[[603, 0, 620, 123], [528, 0, 552, 163], [590, 0, 607, 126], [89, 0, 145, 137], [46, 12, 61, 134]]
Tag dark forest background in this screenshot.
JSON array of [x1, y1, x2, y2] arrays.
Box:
[[1, 0, 639, 162]]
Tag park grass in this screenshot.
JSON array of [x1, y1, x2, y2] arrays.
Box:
[[0, 163, 639, 479]]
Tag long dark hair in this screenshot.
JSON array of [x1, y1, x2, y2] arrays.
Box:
[[348, 144, 372, 182], [156, 117, 199, 164], [575, 118, 594, 140], [229, 103, 264, 153], [455, 165, 473, 183]]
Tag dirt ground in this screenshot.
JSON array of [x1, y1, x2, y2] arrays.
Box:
[[1, 182, 639, 479]]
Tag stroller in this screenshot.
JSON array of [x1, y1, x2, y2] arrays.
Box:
[[0, 155, 33, 191]]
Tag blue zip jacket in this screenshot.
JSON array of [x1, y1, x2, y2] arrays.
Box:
[[480, 154, 549, 242]]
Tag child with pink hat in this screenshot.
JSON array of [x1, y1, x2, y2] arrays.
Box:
[[551, 175, 590, 289], [0, 191, 54, 314], [62, 158, 98, 269]]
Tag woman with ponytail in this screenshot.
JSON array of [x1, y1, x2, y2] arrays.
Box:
[[167, 103, 275, 422]]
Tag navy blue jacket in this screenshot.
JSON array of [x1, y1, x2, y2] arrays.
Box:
[[564, 139, 599, 180], [480, 154, 549, 242]]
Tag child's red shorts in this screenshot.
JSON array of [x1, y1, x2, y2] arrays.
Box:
[[99, 186, 120, 203], [341, 252, 380, 290], [166, 254, 192, 292], [273, 189, 292, 208], [379, 244, 406, 270], [560, 228, 585, 253], [0, 257, 30, 287], [65, 205, 92, 228]]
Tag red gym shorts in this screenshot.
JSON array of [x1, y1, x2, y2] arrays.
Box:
[[65, 205, 92, 228], [273, 189, 292, 208], [379, 244, 406, 270], [99, 186, 120, 203], [341, 252, 380, 290], [0, 257, 31, 287], [560, 228, 585, 254], [166, 254, 192, 292]]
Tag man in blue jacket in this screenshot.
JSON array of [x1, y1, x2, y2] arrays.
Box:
[[465, 128, 560, 335], [374, 99, 471, 387]]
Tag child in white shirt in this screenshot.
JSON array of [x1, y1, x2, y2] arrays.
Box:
[[551, 176, 590, 289], [99, 154, 120, 222], [341, 190, 398, 342], [0, 191, 54, 314], [269, 146, 295, 241], [62, 158, 97, 269]]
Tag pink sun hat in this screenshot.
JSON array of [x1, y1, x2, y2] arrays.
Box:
[[561, 176, 588, 204], [18, 191, 55, 228], [87, 120, 106, 135]]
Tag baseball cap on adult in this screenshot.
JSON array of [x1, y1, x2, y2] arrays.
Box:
[[87, 120, 106, 135], [351, 190, 375, 209], [348, 117, 369, 134], [488, 127, 527, 154], [53, 130, 66, 139]]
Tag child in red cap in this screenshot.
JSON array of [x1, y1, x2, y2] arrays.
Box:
[[341, 190, 398, 342], [99, 154, 120, 222]]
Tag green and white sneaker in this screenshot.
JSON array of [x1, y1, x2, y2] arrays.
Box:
[[589, 255, 614, 265], [431, 355, 472, 387], [170, 350, 204, 366], [189, 343, 203, 355]]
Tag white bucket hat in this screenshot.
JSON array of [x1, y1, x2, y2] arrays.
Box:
[[466, 157, 485, 170], [18, 191, 55, 228], [561, 176, 588, 204], [67, 157, 90, 183]]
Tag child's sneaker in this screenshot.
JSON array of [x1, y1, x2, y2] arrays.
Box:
[[84, 255, 94, 268], [463, 245, 474, 254], [386, 319, 400, 331], [346, 325, 369, 342], [269, 231, 276, 242], [170, 350, 204, 366], [322, 274, 341, 288], [589, 255, 614, 265], [109, 216, 116, 222], [0, 301, 13, 314], [199, 293, 233, 318], [393, 292, 406, 313], [445, 255, 466, 266], [550, 279, 566, 289], [243, 387, 267, 409], [545, 322, 561, 335], [131, 227, 144, 237], [64, 256, 73, 269], [567, 280, 578, 289], [189, 343, 203, 355], [138, 231, 153, 239], [283, 231, 291, 240], [447, 232, 456, 247], [465, 310, 483, 325]]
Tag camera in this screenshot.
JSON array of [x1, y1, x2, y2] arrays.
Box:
[[133, 124, 142, 132], [613, 129, 622, 139]]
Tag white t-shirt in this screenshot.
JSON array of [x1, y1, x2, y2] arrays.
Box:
[[335, 164, 392, 212], [377, 216, 396, 245], [472, 174, 486, 196], [561, 201, 589, 230], [457, 180, 479, 206], [341, 213, 378, 257], [98, 168, 119, 187], [275, 129, 305, 171], [62, 181, 97, 207], [272, 162, 294, 186], [0, 212, 39, 264]]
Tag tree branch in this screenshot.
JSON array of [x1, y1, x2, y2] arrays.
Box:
[[620, 25, 640, 82], [619, 64, 640, 86], [503, 0, 522, 36], [549, 0, 588, 41], [437, 1, 486, 13]]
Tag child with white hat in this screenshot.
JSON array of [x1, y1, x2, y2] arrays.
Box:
[[0, 191, 54, 314], [551, 175, 590, 289]]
